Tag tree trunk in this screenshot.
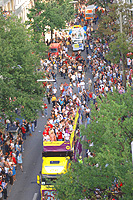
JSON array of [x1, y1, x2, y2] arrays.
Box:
[[121, 53, 126, 90], [51, 29, 53, 41], [43, 32, 45, 43]]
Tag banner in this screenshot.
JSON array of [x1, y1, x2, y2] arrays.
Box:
[[70, 108, 79, 149]]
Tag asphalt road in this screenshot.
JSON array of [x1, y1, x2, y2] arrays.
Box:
[[7, 47, 93, 200]]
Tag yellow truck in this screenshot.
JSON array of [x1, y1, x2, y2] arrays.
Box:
[[37, 141, 72, 199], [37, 109, 80, 199]]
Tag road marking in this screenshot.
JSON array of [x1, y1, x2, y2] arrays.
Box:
[[32, 193, 38, 200]]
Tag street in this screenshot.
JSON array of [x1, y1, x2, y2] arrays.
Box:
[[0, 1, 132, 199], [7, 48, 92, 200]]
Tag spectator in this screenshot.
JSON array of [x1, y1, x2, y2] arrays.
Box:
[[17, 153, 23, 172]]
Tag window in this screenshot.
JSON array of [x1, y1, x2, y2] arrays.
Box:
[[50, 48, 57, 53]]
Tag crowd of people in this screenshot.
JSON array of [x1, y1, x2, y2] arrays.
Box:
[[0, 5, 132, 200], [0, 118, 37, 199], [40, 10, 133, 145], [40, 10, 133, 200]]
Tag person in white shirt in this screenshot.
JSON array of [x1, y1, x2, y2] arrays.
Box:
[[73, 93, 77, 100], [80, 80, 85, 92], [78, 65, 82, 73], [52, 87, 57, 96], [64, 132, 70, 141], [88, 78, 92, 91], [43, 134, 50, 141]]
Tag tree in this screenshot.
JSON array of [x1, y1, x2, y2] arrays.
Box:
[[96, 1, 133, 89], [105, 32, 133, 88], [85, 0, 110, 8], [0, 14, 45, 126], [55, 88, 133, 199], [97, 1, 133, 38], [27, 0, 74, 40]]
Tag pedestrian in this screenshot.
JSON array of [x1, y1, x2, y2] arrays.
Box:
[[0, 185, 3, 200], [85, 42, 89, 55], [92, 92, 96, 105], [51, 95, 56, 107], [2, 179, 7, 199], [88, 78, 92, 91], [41, 103, 45, 117], [34, 119, 37, 128], [8, 168, 13, 185], [15, 141, 20, 158], [86, 115, 90, 125], [21, 125, 26, 140], [11, 163, 16, 182], [28, 123, 32, 136], [17, 153, 23, 172], [31, 120, 35, 132], [44, 103, 48, 117], [77, 81, 80, 93], [47, 92, 51, 104]]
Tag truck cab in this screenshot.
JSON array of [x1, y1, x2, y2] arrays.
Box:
[[37, 174, 57, 200], [48, 43, 61, 58], [85, 5, 96, 20]]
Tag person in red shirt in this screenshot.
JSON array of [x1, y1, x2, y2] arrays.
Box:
[[102, 86, 104, 93], [43, 129, 47, 136], [89, 92, 93, 100], [21, 126, 26, 140], [47, 123, 53, 129], [12, 154, 17, 165], [57, 129, 63, 141], [43, 125, 50, 135], [111, 77, 113, 83], [119, 182, 123, 187], [44, 103, 48, 117], [0, 176, 2, 186]]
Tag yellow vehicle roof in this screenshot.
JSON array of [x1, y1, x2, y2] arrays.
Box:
[[42, 157, 69, 175], [72, 25, 82, 28]]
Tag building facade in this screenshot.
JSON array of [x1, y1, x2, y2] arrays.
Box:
[[0, 0, 34, 22]]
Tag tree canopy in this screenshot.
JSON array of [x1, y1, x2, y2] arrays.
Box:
[[97, 1, 133, 38], [0, 14, 45, 125], [95, 0, 133, 88], [55, 88, 133, 200], [27, 0, 75, 39], [105, 32, 133, 88]]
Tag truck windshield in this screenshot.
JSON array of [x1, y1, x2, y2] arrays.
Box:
[[42, 175, 56, 185], [42, 151, 71, 157], [86, 13, 93, 16], [73, 40, 83, 44], [50, 48, 57, 53]]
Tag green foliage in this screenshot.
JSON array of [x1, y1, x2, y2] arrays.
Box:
[[105, 32, 132, 64], [97, 1, 133, 38], [27, 0, 74, 39], [86, 0, 110, 8], [55, 88, 133, 199], [0, 14, 45, 124]]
